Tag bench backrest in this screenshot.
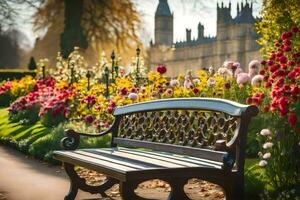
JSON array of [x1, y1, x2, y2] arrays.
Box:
[[111, 98, 258, 171]]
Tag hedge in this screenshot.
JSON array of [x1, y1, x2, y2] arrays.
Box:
[[0, 69, 36, 81]]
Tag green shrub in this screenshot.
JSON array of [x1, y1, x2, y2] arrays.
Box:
[[29, 123, 65, 163], [0, 69, 36, 81], [9, 105, 40, 125], [40, 110, 67, 127]]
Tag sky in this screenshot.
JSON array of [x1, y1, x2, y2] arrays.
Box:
[[135, 0, 262, 45], [18, 0, 262, 50]]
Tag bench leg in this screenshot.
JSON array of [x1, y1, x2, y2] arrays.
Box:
[[166, 178, 190, 200], [64, 163, 118, 199], [222, 180, 243, 200], [119, 181, 154, 200]]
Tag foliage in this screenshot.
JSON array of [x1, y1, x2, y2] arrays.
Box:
[[256, 0, 300, 53], [0, 76, 36, 107], [249, 28, 300, 191], [28, 57, 37, 70]]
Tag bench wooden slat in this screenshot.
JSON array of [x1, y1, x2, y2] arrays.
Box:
[[114, 138, 227, 163], [86, 148, 206, 168], [76, 150, 155, 170], [116, 148, 223, 168]]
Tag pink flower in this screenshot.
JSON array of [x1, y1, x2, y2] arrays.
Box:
[[165, 88, 173, 96], [128, 93, 138, 101], [236, 73, 251, 84]]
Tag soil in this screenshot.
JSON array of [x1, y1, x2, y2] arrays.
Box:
[[77, 168, 225, 200]]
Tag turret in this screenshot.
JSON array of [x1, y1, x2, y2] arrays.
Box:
[[217, 2, 233, 40], [186, 29, 191, 42], [154, 0, 174, 46], [198, 23, 204, 40], [217, 2, 233, 25], [234, 1, 255, 24]]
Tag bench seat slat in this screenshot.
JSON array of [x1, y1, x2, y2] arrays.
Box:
[[54, 147, 223, 181], [87, 149, 202, 168], [116, 148, 223, 168]]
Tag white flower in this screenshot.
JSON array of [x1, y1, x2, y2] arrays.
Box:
[[251, 75, 264, 87], [260, 129, 272, 136], [263, 152, 271, 159], [263, 142, 274, 149], [217, 67, 232, 77], [248, 60, 260, 69], [258, 160, 268, 167], [258, 151, 263, 157], [193, 79, 200, 86], [222, 60, 235, 69], [184, 79, 192, 88], [207, 77, 216, 87], [209, 66, 215, 74], [170, 79, 180, 87]]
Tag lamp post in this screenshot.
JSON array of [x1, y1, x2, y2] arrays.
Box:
[[104, 67, 109, 98], [136, 47, 141, 83], [86, 70, 91, 91], [70, 63, 75, 85], [111, 51, 115, 82], [42, 65, 46, 79]]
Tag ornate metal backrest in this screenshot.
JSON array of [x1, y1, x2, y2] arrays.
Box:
[[112, 98, 258, 168], [118, 110, 238, 150]]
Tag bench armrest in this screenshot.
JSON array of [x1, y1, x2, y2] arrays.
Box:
[[60, 126, 113, 150]]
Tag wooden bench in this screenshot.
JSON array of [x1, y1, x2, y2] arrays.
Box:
[[53, 98, 258, 200]]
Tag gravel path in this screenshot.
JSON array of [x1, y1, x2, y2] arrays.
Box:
[[0, 145, 224, 200]]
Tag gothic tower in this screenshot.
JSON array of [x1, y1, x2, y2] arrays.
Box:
[[155, 0, 173, 46], [216, 2, 233, 40]]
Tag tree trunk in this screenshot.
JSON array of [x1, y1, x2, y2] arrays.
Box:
[[60, 0, 88, 58]]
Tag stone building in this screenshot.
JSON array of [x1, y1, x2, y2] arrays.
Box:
[[148, 0, 262, 77]]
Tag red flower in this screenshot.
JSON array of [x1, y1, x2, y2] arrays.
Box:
[[261, 60, 267, 65], [288, 71, 296, 80], [279, 56, 287, 64], [284, 39, 292, 46], [291, 85, 300, 95], [259, 69, 265, 75], [156, 65, 167, 74], [263, 105, 270, 113], [288, 113, 297, 126], [265, 81, 272, 87], [120, 87, 128, 95], [84, 115, 94, 124], [107, 107, 114, 114], [287, 60, 295, 66], [269, 64, 280, 72], [246, 97, 252, 104], [283, 46, 292, 52], [281, 32, 291, 40], [193, 88, 199, 94], [276, 51, 284, 57], [291, 26, 299, 33]]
